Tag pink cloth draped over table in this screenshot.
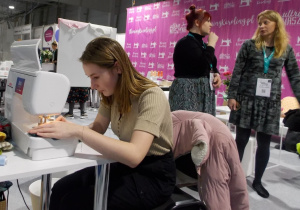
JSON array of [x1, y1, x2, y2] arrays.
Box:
[[58, 18, 89, 29]]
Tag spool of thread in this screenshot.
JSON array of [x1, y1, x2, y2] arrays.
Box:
[[0, 155, 7, 166]]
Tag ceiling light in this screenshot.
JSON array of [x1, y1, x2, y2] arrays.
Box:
[[9, 6, 15, 9]]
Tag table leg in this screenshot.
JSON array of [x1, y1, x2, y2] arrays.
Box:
[[94, 163, 110, 210], [278, 126, 283, 165], [41, 174, 52, 210]]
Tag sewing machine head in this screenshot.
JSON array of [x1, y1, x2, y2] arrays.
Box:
[[4, 39, 77, 160], [5, 39, 70, 126]]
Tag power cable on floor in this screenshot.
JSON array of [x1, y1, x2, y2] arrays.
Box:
[[16, 179, 30, 210]]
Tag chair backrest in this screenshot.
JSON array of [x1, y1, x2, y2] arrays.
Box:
[[175, 153, 198, 188], [281, 96, 300, 116]]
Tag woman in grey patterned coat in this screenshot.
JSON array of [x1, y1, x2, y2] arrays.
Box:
[[227, 10, 300, 198]]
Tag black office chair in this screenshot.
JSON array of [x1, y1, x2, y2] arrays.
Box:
[[153, 153, 207, 210]]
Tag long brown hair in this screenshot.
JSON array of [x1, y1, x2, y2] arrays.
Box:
[[252, 10, 289, 58], [80, 37, 157, 114]]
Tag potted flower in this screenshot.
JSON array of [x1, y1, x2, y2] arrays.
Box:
[[222, 71, 232, 101], [41, 50, 53, 63]]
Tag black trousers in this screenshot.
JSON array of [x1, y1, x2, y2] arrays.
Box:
[[49, 151, 176, 210]]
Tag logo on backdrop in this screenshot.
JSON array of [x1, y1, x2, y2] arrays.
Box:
[[257, 0, 271, 5], [173, 0, 180, 6], [184, 9, 190, 15], [126, 43, 132, 48], [144, 15, 150, 21], [127, 52, 130, 57], [139, 62, 146, 68], [148, 62, 155, 68], [128, 8, 135, 14], [144, 6, 152, 11], [158, 52, 166, 59], [149, 53, 156, 58], [184, 0, 193, 4], [136, 16, 142, 22], [220, 39, 232, 47], [128, 17, 134, 23], [132, 52, 139, 58], [157, 63, 165, 69], [136, 7, 142, 13], [224, 2, 235, 8], [172, 10, 180, 17], [132, 61, 137, 67], [170, 23, 187, 34], [282, 10, 300, 26], [141, 52, 147, 58], [219, 53, 231, 59], [150, 42, 157, 48], [168, 52, 174, 58], [296, 37, 300, 46], [169, 41, 177, 48], [236, 38, 247, 46], [153, 3, 160, 9], [44, 27, 53, 42], [153, 14, 160, 19], [168, 63, 174, 70], [159, 42, 167, 48], [162, 1, 171, 7], [219, 65, 229, 73], [296, 52, 300, 62], [162, 11, 169, 18], [278, 0, 291, 2], [209, 3, 219, 11], [240, 0, 252, 7]]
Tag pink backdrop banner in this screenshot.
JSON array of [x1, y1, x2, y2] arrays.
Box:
[[125, 0, 300, 104]]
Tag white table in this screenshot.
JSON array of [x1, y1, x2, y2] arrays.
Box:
[[41, 63, 55, 71], [216, 106, 231, 114], [0, 142, 113, 210]]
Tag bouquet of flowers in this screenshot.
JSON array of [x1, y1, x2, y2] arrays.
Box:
[[222, 71, 232, 101], [41, 49, 53, 62]]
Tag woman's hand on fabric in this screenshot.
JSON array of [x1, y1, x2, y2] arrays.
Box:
[[213, 73, 222, 88], [27, 115, 82, 140], [228, 99, 238, 111]]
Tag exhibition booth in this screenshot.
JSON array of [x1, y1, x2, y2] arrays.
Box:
[[0, 0, 300, 210]]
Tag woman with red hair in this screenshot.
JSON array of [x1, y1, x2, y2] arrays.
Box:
[[169, 5, 221, 115]]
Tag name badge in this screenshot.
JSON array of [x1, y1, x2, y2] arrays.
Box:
[[256, 78, 272, 97], [209, 73, 214, 91]]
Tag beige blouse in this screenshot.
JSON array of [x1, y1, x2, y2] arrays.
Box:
[[99, 87, 173, 156]]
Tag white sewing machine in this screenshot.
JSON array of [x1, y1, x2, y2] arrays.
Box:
[[4, 39, 78, 161]]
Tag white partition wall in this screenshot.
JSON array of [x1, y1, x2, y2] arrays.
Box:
[[57, 19, 117, 87]]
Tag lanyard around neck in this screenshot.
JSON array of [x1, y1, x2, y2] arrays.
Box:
[[262, 46, 275, 74], [187, 32, 207, 49]]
